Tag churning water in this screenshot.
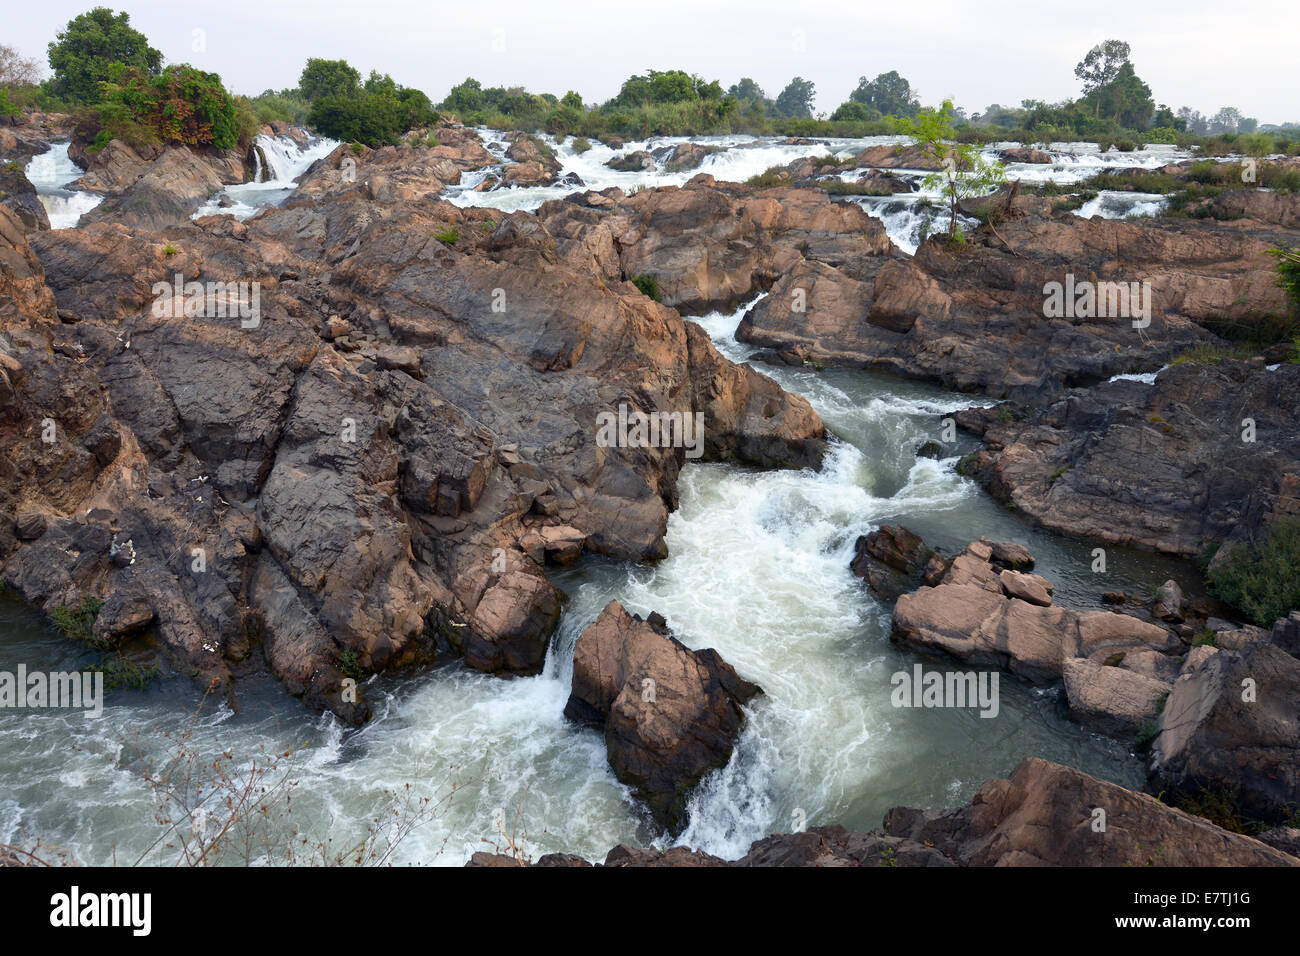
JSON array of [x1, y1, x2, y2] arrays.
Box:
[[24, 144, 103, 229], [1, 294, 1195, 866]]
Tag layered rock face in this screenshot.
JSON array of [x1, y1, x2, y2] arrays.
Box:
[[955, 362, 1300, 558], [1152, 641, 1300, 823], [467, 758, 1298, 866], [0, 127, 825, 723], [537, 177, 894, 315], [565, 600, 761, 833]]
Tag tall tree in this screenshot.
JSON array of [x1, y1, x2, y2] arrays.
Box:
[[849, 71, 918, 117], [47, 7, 162, 103], [1074, 40, 1130, 117], [298, 58, 361, 101], [773, 77, 815, 118]]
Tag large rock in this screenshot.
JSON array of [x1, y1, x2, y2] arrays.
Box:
[[3, 143, 828, 725], [850, 524, 943, 600], [80, 147, 225, 230], [0, 162, 50, 233], [956, 362, 1300, 557], [564, 600, 761, 833], [893, 543, 1181, 687], [885, 757, 1297, 866], [738, 210, 1290, 401], [1151, 642, 1300, 823], [1062, 657, 1171, 737]]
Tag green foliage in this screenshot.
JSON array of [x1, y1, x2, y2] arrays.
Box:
[[745, 164, 790, 188], [338, 649, 367, 682], [88, 63, 243, 150], [92, 656, 158, 691], [47, 7, 162, 104], [630, 274, 663, 301], [1268, 246, 1300, 318], [1208, 517, 1300, 626], [902, 99, 1006, 241], [571, 136, 592, 154], [304, 65, 436, 147], [50, 597, 107, 648], [849, 70, 920, 117], [433, 226, 459, 245], [773, 77, 816, 119], [0, 87, 19, 121], [298, 58, 360, 101]]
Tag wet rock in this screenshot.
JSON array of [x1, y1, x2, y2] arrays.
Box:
[[1152, 579, 1186, 622], [605, 150, 657, 172], [851, 525, 942, 600], [0, 162, 50, 233], [915, 439, 944, 459], [664, 143, 721, 172], [999, 147, 1054, 164], [80, 147, 226, 231], [564, 600, 761, 833]]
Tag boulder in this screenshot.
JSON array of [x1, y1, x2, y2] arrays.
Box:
[[850, 524, 943, 600], [1062, 657, 1171, 736], [564, 600, 761, 833], [884, 757, 1296, 866], [1151, 642, 1300, 823], [605, 150, 657, 172]]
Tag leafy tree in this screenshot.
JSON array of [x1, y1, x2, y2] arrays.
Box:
[[1074, 40, 1130, 116], [1210, 106, 1243, 134], [830, 101, 877, 122], [1086, 61, 1154, 128], [727, 77, 767, 107], [773, 77, 815, 118], [901, 99, 1006, 242], [442, 77, 486, 115], [849, 71, 919, 117], [560, 90, 583, 110], [298, 58, 360, 101], [91, 64, 241, 150], [47, 7, 162, 104]]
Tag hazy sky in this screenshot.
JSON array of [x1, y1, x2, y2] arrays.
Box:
[[7, 0, 1297, 123]]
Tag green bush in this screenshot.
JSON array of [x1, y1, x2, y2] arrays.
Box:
[[630, 274, 663, 301], [50, 597, 107, 648], [1209, 517, 1300, 626], [571, 136, 592, 154], [89, 63, 244, 150], [433, 226, 459, 245]]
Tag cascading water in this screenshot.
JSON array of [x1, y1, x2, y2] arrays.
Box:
[[193, 133, 340, 219], [24, 144, 104, 229], [0, 294, 1194, 866]]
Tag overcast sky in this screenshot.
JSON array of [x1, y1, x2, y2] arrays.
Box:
[[7, 0, 1297, 123]]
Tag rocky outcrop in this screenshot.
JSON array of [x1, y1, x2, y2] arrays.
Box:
[[605, 150, 657, 172], [999, 147, 1054, 164], [955, 362, 1300, 558], [850, 524, 945, 600], [884, 757, 1296, 866], [2, 149, 824, 725], [736, 206, 1296, 400], [892, 540, 1183, 735], [538, 177, 894, 315], [79, 147, 226, 231], [0, 162, 50, 233], [1151, 641, 1300, 823], [664, 143, 720, 172], [564, 600, 761, 833]]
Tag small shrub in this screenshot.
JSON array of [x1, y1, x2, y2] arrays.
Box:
[[571, 137, 592, 154], [50, 597, 106, 647], [630, 274, 663, 301], [1208, 517, 1300, 626], [433, 226, 460, 245], [163, 244, 179, 256], [338, 649, 367, 682]]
